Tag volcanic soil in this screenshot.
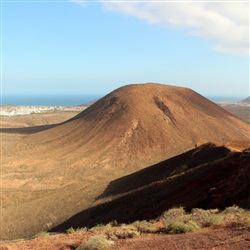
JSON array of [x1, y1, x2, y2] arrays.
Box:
[[1, 83, 249, 240], [1, 224, 249, 250], [218, 100, 250, 124]]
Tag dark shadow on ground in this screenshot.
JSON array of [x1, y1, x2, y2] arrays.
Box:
[[50, 144, 250, 233], [97, 143, 230, 199], [0, 124, 58, 134]]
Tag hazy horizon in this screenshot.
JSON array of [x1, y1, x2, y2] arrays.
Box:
[[1, 92, 247, 106]]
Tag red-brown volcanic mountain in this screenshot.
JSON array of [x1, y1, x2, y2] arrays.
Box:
[[1, 83, 250, 240], [27, 83, 250, 171]]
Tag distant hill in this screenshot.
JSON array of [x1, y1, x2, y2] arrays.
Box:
[[79, 100, 97, 107], [240, 96, 250, 103]]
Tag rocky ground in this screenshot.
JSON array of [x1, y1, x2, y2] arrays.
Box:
[[1, 223, 249, 250], [217, 101, 250, 124]]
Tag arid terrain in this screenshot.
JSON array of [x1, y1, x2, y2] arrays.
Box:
[[1, 207, 250, 249], [0, 83, 249, 249], [1, 105, 86, 129], [218, 99, 250, 124]]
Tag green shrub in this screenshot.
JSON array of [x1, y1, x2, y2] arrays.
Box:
[[66, 227, 75, 234], [166, 220, 200, 234], [133, 220, 158, 233], [76, 227, 88, 232], [90, 223, 112, 232], [191, 207, 249, 228], [191, 208, 219, 227], [238, 211, 250, 226], [223, 205, 244, 215], [186, 221, 200, 232], [110, 226, 140, 239], [204, 215, 225, 226], [76, 235, 114, 250], [161, 207, 186, 219], [166, 221, 189, 234], [33, 231, 51, 238], [107, 232, 118, 240], [160, 207, 187, 226]]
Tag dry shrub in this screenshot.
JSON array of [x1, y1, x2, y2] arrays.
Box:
[[190, 208, 226, 227], [133, 220, 159, 233], [223, 206, 250, 226], [108, 225, 140, 239], [237, 211, 250, 226], [76, 235, 114, 250], [90, 223, 112, 232], [204, 215, 225, 227], [191, 208, 219, 227], [166, 220, 200, 234], [33, 231, 51, 238], [66, 227, 75, 234], [76, 227, 88, 232], [160, 207, 187, 226], [160, 207, 200, 234], [223, 205, 244, 216]]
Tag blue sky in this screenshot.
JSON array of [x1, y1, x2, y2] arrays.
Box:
[[1, 0, 249, 99]]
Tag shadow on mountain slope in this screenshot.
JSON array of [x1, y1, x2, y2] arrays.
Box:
[[0, 124, 58, 134], [51, 143, 250, 232], [97, 143, 231, 199], [2, 84, 250, 241]]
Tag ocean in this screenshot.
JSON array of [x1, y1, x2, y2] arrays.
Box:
[[0, 94, 244, 106], [207, 96, 244, 102], [1, 95, 103, 106]]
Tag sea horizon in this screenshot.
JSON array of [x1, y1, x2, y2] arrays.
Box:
[[1, 94, 103, 106], [0, 94, 246, 106]]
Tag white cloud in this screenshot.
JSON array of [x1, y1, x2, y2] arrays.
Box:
[[101, 1, 249, 56]]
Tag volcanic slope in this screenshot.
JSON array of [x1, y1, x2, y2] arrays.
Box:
[[1, 83, 250, 240], [51, 143, 250, 232], [23, 83, 250, 171]]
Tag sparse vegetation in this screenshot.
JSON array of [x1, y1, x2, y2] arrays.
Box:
[[158, 206, 249, 234], [160, 207, 186, 226], [107, 225, 140, 239], [204, 215, 225, 226], [133, 220, 159, 233], [160, 207, 200, 234], [224, 206, 250, 227], [166, 220, 200, 234], [190, 208, 219, 227], [76, 227, 88, 232], [2, 206, 250, 249], [66, 227, 75, 234], [90, 223, 112, 232], [237, 211, 250, 226], [30, 205, 248, 247], [76, 235, 114, 250], [61, 205, 250, 243], [33, 231, 51, 238], [223, 205, 244, 216]]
